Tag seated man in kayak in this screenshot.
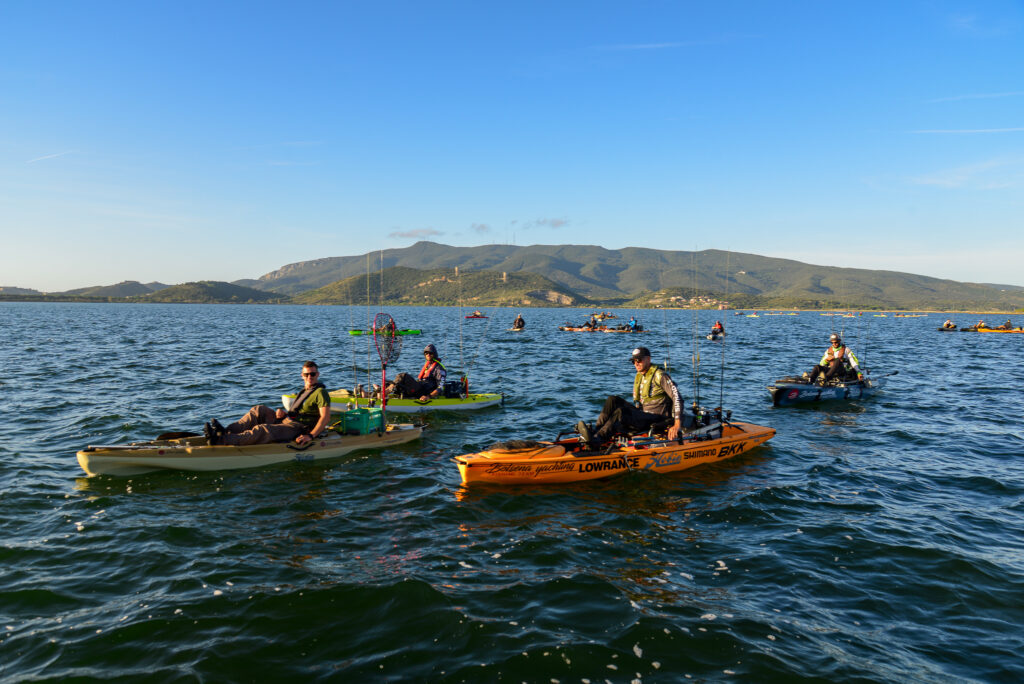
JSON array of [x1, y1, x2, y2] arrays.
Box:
[[204, 360, 331, 446], [512, 313, 526, 330], [808, 334, 863, 384], [577, 346, 683, 448], [942, 319, 956, 329], [997, 319, 1014, 330], [627, 316, 640, 332], [387, 344, 447, 401], [711, 320, 725, 335]]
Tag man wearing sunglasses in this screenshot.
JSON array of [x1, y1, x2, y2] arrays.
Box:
[[576, 346, 683, 448], [203, 360, 331, 446], [808, 334, 863, 385]]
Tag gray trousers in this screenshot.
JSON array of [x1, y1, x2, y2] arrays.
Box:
[[221, 405, 306, 446]]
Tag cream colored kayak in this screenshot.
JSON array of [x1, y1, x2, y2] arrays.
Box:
[[282, 390, 503, 414], [76, 424, 422, 476]]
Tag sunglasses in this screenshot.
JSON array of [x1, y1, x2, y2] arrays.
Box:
[[302, 371, 319, 376]]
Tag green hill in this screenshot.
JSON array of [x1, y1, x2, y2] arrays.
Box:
[[250, 242, 1024, 311], [62, 280, 169, 297], [292, 266, 583, 306], [138, 281, 287, 303]]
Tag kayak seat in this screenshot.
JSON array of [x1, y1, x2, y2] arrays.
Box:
[[482, 440, 567, 460]]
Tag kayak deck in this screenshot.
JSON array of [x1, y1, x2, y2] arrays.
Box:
[[454, 421, 775, 485], [329, 392, 503, 413], [77, 424, 422, 476], [282, 390, 503, 414]]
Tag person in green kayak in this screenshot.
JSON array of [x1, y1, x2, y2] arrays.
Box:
[[576, 346, 683, 448], [204, 360, 331, 446], [808, 333, 863, 385], [387, 344, 447, 401]]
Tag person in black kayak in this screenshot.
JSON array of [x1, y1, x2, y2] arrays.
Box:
[[808, 334, 863, 384], [576, 346, 683, 448]]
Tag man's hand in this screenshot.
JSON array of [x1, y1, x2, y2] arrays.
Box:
[[275, 408, 287, 420], [668, 422, 682, 440], [295, 433, 312, 445]]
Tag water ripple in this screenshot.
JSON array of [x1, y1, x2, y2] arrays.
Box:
[[1, 303, 1023, 681]]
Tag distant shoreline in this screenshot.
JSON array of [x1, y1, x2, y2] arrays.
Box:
[[1, 296, 1020, 315]]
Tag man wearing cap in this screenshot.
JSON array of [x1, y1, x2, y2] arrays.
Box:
[[808, 334, 862, 385], [577, 346, 683, 447], [387, 344, 447, 401]]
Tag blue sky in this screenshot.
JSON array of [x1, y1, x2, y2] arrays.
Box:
[[2, 1, 1022, 291]]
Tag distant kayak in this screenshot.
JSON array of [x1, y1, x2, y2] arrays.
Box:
[[465, 315, 487, 319], [937, 326, 958, 332], [558, 326, 644, 333], [349, 329, 421, 336]]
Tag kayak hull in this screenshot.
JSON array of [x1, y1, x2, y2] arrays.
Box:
[[281, 391, 503, 414], [76, 424, 423, 477], [453, 421, 775, 486], [768, 377, 886, 406]]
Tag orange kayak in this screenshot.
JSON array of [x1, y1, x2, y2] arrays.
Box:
[[454, 421, 775, 485]]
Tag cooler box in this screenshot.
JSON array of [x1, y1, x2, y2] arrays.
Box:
[[336, 407, 383, 435]]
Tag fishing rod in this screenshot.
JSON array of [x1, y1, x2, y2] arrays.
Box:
[[719, 251, 729, 411], [690, 251, 701, 411]]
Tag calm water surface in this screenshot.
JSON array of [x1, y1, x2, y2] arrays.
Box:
[[1, 303, 1022, 682]]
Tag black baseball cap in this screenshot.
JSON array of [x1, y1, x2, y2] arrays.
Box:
[[630, 347, 651, 361]]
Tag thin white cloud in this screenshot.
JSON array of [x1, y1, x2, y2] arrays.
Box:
[[471, 223, 490, 233], [234, 140, 326, 151], [388, 228, 443, 239], [516, 218, 569, 230], [913, 128, 1024, 134], [909, 158, 1018, 189], [599, 42, 687, 51], [929, 91, 1024, 103], [27, 151, 73, 164], [947, 12, 1017, 38]]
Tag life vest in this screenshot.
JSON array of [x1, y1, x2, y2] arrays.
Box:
[[418, 358, 446, 380], [822, 344, 846, 364], [820, 345, 859, 370], [633, 365, 667, 403], [288, 382, 327, 426]]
